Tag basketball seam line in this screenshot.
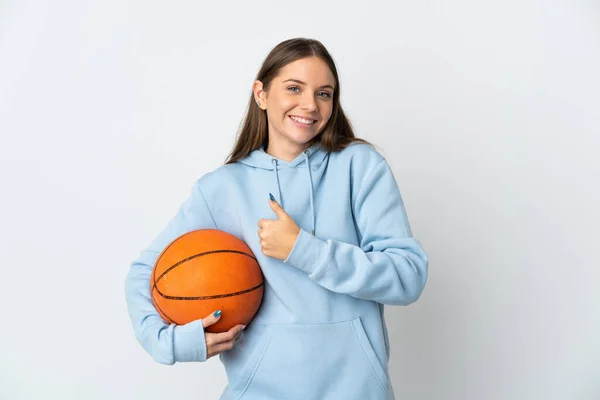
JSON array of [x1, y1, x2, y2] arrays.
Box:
[[151, 296, 176, 324], [152, 249, 258, 291], [154, 282, 264, 300]]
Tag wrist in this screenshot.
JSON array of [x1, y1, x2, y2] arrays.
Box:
[[285, 227, 301, 258]]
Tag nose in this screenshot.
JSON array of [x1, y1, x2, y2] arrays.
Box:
[[300, 93, 318, 112]]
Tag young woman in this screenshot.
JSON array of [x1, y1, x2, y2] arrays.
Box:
[[125, 38, 428, 400]]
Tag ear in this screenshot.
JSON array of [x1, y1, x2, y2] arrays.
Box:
[[253, 80, 267, 110]]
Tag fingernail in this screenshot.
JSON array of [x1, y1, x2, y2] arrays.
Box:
[[213, 310, 222, 318], [269, 193, 275, 202], [242, 325, 246, 330]]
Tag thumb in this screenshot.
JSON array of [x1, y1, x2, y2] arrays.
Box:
[[202, 309, 222, 329], [268, 193, 288, 220]]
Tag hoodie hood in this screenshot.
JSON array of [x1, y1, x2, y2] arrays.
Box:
[[238, 142, 328, 236]]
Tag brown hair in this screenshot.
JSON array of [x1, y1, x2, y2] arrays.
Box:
[[225, 38, 371, 164]]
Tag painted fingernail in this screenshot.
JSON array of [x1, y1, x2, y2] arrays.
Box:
[[269, 193, 275, 202], [213, 310, 222, 318]]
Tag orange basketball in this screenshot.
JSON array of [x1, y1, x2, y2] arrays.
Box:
[[151, 229, 264, 333]]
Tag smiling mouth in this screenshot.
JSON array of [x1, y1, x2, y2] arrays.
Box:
[[289, 115, 316, 125]]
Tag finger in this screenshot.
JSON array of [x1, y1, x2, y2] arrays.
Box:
[[202, 310, 222, 329], [230, 325, 245, 344], [231, 327, 244, 343], [208, 340, 235, 358], [208, 324, 245, 345], [268, 194, 288, 220], [258, 219, 275, 229], [207, 328, 244, 358], [232, 324, 246, 332]]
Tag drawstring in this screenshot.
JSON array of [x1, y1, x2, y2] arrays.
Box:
[[270, 150, 316, 236], [271, 158, 283, 208], [303, 150, 316, 236]]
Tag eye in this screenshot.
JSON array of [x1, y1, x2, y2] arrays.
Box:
[[287, 86, 301, 93], [317, 92, 331, 99]]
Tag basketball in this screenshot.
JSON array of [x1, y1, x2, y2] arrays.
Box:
[[151, 229, 264, 333]]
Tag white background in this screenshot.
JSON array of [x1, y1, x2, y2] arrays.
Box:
[[1, 0, 599, 399]]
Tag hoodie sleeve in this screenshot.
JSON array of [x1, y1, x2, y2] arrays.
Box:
[[124, 181, 217, 364], [283, 158, 428, 305]]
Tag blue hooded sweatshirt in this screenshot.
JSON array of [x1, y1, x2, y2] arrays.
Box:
[[125, 142, 428, 400]]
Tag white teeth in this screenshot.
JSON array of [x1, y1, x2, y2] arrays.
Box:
[[290, 116, 315, 125]]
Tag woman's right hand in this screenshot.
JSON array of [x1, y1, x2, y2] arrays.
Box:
[[203, 310, 245, 359]]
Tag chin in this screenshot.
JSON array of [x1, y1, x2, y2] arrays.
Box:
[[288, 135, 318, 146], [280, 129, 313, 143]]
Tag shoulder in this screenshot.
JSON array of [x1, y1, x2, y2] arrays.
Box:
[[330, 141, 386, 173], [194, 163, 241, 196]]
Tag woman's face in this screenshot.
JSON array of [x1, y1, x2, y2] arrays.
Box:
[[256, 57, 336, 155]]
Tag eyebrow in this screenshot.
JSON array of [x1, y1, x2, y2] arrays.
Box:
[[282, 79, 335, 90]]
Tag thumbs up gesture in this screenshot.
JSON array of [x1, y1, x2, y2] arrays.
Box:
[[257, 193, 301, 260]]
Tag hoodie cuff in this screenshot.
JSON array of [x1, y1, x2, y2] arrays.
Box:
[[284, 228, 326, 274], [173, 319, 207, 362]]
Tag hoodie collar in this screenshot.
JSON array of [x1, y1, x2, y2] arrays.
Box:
[[238, 142, 327, 169], [237, 142, 324, 236]]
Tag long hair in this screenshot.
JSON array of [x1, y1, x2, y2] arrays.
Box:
[[225, 38, 370, 164]]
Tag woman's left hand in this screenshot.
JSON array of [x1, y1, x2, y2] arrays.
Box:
[[257, 196, 301, 260]]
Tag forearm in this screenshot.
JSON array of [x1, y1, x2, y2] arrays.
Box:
[[125, 261, 208, 364], [284, 229, 428, 305]]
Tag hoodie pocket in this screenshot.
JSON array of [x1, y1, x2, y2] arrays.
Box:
[[231, 317, 389, 400]]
